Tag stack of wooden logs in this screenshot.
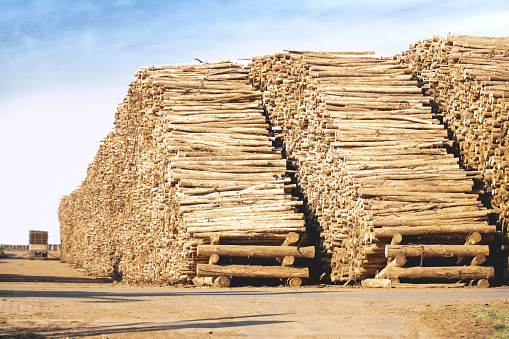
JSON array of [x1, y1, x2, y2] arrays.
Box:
[[249, 50, 497, 284], [59, 61, 310, 286], [398, 34, 509, 273]]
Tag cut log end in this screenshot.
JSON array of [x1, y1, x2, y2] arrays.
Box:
[[209, 253, 220, 265], [470, 254, 487, 266], [214, 276, 231, 287], [476, 279, 490, 288], [192, 276, 230, 287], [466, 232, 483, 245], [282, 232, 300, 246], [286, 277, 302, 287], [391, 234, 403, 245], [282, 256, 295, 267], [361, 278, 392, 288]]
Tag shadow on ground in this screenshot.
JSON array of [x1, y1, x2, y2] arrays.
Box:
[[0, 273, 109, 284], [0, 288, 329, 303], [0, 314, 291, 338]]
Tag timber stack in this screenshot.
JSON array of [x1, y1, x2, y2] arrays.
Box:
[[399, 34, 509, 276], [59, 61, 310, 286], [249, 50, 496, 285]]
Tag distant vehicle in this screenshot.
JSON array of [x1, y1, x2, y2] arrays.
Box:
[[29, 231, 48, 259], [0, 244, 6, 258]]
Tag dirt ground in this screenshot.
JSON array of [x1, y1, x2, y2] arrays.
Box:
[[0, 251, 508, 338]]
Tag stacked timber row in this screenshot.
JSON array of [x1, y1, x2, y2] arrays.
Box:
[[249, 51, 497, 284], [399, 34, 509, 274], [59, 61, 310, 286]]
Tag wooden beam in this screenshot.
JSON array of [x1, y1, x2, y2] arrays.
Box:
[[197, 244, 315, 259], [386, 245, 489, 258], [196, 264, 309, 278], [384, 266, 495, 280]]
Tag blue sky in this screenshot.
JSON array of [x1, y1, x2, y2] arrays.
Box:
[[1, 0, 509, 244]]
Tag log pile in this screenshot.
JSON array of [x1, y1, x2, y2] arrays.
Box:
[[249, 50, 496, 284], [58, 61, 308, 285], [398, 34, 509, 272]]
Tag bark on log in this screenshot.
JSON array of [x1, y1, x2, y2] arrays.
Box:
[[374, 225, 496, 238], [197, 244, 315, 258], [386, 245, 490, 258], [385, 266, 495, 280], [196, 264, 309, 278], [361, 278, 393, 288]]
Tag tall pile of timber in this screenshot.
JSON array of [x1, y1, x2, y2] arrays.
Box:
[[58, 61, 310, 286], [249, 50, 497, 284], [398, 34, 509, 276]]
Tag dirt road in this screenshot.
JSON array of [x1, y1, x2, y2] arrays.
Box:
[[0, 252, 508, 338]]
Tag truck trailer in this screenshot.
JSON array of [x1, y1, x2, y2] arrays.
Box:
[[29, 230, 48, 259]]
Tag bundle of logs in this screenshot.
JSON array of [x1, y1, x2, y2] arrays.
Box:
[[59, 37, 506, 287], [249, 50, 496, 285], [59, 61, 310, 286], [398, 34, 509, 275]]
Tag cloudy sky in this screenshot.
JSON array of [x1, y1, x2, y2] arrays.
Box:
[[1, 0, 508, 245]]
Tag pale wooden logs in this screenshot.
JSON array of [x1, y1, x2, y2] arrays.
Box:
[[249, 50, 494, 284], [374, 254, 407, 279], [58, 60, 307, 285], [197, 245, 315, 258], [471, 254, 487, 266], [374, 225, 496, 238], [384, 266, 495, 280], [477, 279, 491, 288], [399, 34, 509, 251], [250, 52, 494, 281], [196, 264, 309, 278], [192, 276, 230, 287], [385, 245, 489, 258]]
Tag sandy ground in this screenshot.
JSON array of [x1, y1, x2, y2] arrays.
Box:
[[0, 251, 508, 338]]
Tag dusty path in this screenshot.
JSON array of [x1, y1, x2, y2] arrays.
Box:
[[0, 252, 508, 338]]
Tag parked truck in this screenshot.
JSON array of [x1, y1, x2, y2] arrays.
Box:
[[29, 230, 48, 259]]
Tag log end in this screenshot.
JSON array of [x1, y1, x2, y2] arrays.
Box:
[[286, 277, 302, 287]]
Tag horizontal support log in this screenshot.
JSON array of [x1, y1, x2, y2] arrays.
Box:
[[385, 266, 495, 280], [178, 179, 289, 189], [171, 159, 287, 167], [188, 225, 306, 234], [361, 279, 393, 288], [320, 85, 422, 94], [372, 210, 489, 226], [373, 225, 497, 238], [168, 154, 284, 161], [185, 213, 304, 224], [192, 276, 231, 287], [197, 245, 315, 258], [191, 232, 289, 240], [386, 245, 490, 258], [196, 264, 309, 278]]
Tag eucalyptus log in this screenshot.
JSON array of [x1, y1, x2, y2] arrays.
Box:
[[196, 264, 309, 278], [192, 276, 230, 287], [385, 266, 495, 280], [361, 278, 393, 288], [471, 254, 487, 266], [374, 225, 496, 238], [386, 245, 489, 258], [197, 244, 315, 258], [375, 254, 407, 279]]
